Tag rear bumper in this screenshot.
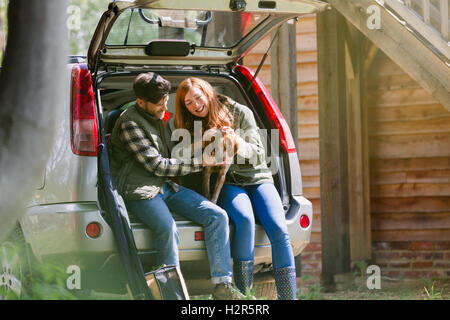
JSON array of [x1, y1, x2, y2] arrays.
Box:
[[21, 195, 311, 269]]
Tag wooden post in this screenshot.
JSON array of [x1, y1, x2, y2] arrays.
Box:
[[423, 0, 431, 24], [441, 0, 448, 40], [344, 21, 372, 263], [317, 8, 351, 290], [270, 20, 299, 151]]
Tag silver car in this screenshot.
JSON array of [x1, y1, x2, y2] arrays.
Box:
[[1, 0, 326, 298]]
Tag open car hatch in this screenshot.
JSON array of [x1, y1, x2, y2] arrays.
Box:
[[88, 0, 328, 71]]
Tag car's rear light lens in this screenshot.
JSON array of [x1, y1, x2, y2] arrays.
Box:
[[70, 63, 98, 156], [299, 215, 310, 229], [195, 231, 205, 241], [86, 222, 102, 239], [234, 65, 297, 154]]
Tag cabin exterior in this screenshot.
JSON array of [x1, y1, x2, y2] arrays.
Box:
[[245, 0, 450, 288]]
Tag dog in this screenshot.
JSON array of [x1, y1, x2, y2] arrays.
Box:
[[201, 127, 239, 204]]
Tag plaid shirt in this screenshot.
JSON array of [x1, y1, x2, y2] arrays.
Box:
[[119, 120, 202, 177]]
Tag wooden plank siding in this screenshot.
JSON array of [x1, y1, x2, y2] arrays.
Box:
[[244, 14, 450, 279], [367, 51, 450, 243]]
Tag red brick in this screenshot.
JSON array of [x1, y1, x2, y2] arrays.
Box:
[[314, 253, 322, 260], [304, 243, 321, 252], [434, 262, 450, 268], [390, 262, 410, 268], [411, 242, 434, 251], [300, 253, 315, 261], [399, 251, 443, 260], [374, 251, 400, 261], [403, 271, 422, 279], [412, 261, 434, 269], [420, 252, 444, 260], [435, 242, 450, 250], [372, 242, 391, 250], [302, 262, 320, 270], [390, 242, 412, 250], [422, 270, 445, 278], [399, 251, 418, 259], [384, 270, 401, 278]]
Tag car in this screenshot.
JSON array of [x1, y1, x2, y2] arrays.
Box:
[[0, 0, 326, 299]]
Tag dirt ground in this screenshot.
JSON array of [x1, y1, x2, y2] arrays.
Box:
[[303, 277, 450, 300]]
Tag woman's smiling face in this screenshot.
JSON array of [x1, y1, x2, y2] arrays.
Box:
[[184, 87, 209, 118]]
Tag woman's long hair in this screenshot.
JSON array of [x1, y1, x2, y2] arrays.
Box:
[[175, 77, 233, 134]]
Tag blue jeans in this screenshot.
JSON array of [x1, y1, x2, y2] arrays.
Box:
[[217, 183, 295, 269], [125, 183, 233, 284]]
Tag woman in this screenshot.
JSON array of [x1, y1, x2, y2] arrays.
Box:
[[174, 77, 297, 300]]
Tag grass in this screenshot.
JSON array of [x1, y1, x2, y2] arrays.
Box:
[[297, 275, 324, 300], [1, 260, 78, 300], [423, 279, 443, 300]]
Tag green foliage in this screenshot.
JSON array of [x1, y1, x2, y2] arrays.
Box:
[[297, 275, 324, 300], [423, 279, 443, 300], [1, 259, 78, 300], [24, 260, 78, 300], [69, 0, 109, 55], [353, 260, 369, 278], [243, 286, 260, 300], [0, 0, 7, 64]]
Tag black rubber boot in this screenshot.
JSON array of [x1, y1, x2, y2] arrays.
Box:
[[233, 260, 254, 295], [273, 266, 297, 300]]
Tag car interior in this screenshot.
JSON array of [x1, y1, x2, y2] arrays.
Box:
[[96, 72, 285, 224]]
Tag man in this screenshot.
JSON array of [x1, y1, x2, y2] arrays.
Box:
[[109, 72, 241, 299]]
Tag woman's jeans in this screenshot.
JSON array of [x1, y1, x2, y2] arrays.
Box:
[[125, 183, 233, 284], [217, 183, 295, 269]]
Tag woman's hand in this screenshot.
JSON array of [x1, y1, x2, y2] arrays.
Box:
[[220, 126, 234, 136]]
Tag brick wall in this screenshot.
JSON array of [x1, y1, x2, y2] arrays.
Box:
[[300, 243, 322, 278], [300, 241, 450, 281], [373, 241, 450, 279]]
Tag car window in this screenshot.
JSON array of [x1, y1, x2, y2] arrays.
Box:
[[105, 8, 269, 48]]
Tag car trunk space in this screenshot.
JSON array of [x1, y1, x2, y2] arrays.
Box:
[[95, 70, 291, 225]]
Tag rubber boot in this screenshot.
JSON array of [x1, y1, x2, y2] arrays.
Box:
[[273, 266, 297, 300], [233, 260, 254, 295]]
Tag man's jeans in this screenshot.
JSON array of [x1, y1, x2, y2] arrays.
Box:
[[125, 183, 233, 284]]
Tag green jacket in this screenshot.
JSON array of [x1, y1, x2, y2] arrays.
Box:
[[226, 101, 274, 186]]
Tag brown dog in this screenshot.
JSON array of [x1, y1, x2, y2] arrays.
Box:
[[202, 128, 239, 204]]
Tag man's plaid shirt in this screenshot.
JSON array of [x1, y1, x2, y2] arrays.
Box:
[[119, 120, 202, 177]]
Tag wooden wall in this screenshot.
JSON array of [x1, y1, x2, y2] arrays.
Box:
[[368, 52, 450, 243], [245, 14, 450, 279], [367, 50, 450, 279]]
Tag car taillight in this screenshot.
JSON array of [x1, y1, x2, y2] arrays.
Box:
[[234, 65, 297, 154], [299, 215, 310, 229], [70, 63, 98, 156], [195, 231, 205, 241], [86, 222, 102, 239]]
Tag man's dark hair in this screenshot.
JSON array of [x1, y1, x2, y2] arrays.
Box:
[[133, 72, 171, 103]]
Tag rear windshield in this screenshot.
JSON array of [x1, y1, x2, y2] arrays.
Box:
[[105, 8, 268, 48]]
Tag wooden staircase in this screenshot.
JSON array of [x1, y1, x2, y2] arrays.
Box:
[[380, 0, 448, 65], [326, 0, 450, 111]]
